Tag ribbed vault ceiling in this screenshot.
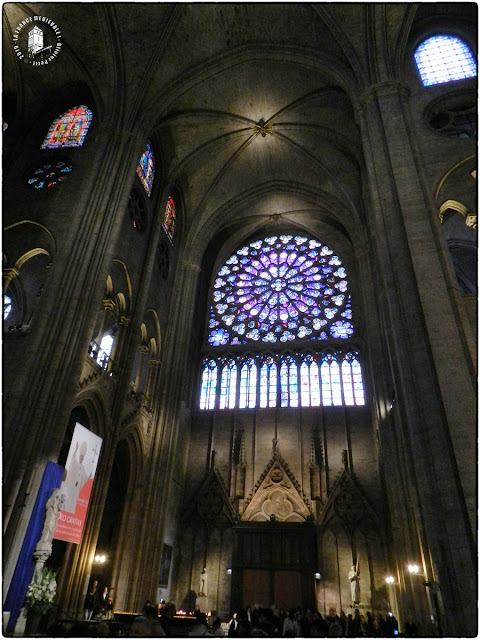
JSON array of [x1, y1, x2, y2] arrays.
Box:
[[3, 3, 423, 257]]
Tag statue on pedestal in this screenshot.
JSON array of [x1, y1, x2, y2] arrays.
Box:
[[199, 567, 207, 596], [349, 564, 360, 605]]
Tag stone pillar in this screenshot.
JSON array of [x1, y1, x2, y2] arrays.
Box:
[[357, 81, 476, 636], [130, 259, 202, 608]]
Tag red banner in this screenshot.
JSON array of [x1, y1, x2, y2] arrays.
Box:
[[53, 423, 102, 544]]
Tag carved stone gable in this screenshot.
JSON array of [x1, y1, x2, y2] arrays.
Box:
[[241, 455, 313, 522], [182, 466, 236, 526], [318, 469, 379, 534]]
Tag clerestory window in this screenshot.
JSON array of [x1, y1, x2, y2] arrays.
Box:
[[414, 35, 477, 87], [136, 141, 155, 196], [41, 106, 92, 148]]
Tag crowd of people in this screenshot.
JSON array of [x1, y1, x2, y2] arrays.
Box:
[[129, 601, 418, 638], [48, 588, 420, 637], [225, 604, 418, 637]]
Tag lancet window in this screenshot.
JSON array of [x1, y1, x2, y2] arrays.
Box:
[[414, 36, 477, 86], [136, 142, 155, 196], [199, 233, 366, 410], [163, 197, 176, 242]]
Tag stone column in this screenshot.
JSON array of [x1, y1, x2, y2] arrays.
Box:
[[357, 81, 476, 636], [129, 259, 202, 608]]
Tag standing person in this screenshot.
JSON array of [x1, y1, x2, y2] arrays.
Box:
[[83, 579, 99, 620]]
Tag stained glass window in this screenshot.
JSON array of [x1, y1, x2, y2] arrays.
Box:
[[136, 142, 154, 196], [199, 350, 364, 409], [200, 233, 365, 410], [163, 197, 176, 242], [414, 36, 477, 87], [200, 359, 218, 410], [239, 357, 257, 408], [300, 354, 321, 407], [341, 352, 365, 406], [4, 295, 12, 320], [208, 235, 353, 346], [321, 353, 341, 406], [41, 106, 92, 148], [259, 355, 277, 408], [280, 355, 298, 408], [219, 358, 237, 409], [28, 161, 72, 189]]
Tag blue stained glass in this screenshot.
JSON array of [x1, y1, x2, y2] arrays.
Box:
[[136, 142, 155, 196], [330, 321, 353, 339], [414, 36, 477, 86], [208, 234, 353, 345], [199, 360, 218, 409]]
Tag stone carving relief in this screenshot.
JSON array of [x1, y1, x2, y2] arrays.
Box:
[[241, 460, 312, 523]]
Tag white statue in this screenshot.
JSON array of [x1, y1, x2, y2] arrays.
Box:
[[199, 567, 207, 596], [349, 565, 360, 604], [33, 488, 65, 573], [38, 489, 65, 546]]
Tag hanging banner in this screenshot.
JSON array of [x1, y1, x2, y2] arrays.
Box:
[[53, 422, 102, 544]]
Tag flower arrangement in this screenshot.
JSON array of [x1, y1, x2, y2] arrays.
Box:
[[24, 566, 57, 617]]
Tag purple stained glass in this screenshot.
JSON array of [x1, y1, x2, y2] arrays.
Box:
[[208, 235, 353, 345]]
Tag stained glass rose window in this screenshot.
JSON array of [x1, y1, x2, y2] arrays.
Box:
[[208, 235, 353, 346]]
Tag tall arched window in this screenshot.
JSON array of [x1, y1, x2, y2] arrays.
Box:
[[280, 355, 298, 408], [199, 360, 218, 410], [414, 36, 477, 86], [163, 197, 176, 242], [136, 142, 155, 196], [239, 358, 257, 409], [41, 106, 92, 148], [321, 353, 342, 406], [219, 358, 237, 409], [300, 354, 321, 407], [259, 355, 277, 408], [341, 352, 365, 406]]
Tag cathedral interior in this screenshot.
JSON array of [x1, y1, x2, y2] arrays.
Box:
[[2, 2, 477, 637]]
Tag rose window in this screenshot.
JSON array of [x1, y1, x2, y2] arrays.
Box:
[[28, 161, 72, 189], [208, 234, 353, 346]]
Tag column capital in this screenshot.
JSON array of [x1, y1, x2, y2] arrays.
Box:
[[4, 267, 19, 284], [181, 260, 201, 273], [102, 298, 116, 311], [119, 315, 130, 326], [357, 81, 410, 113]]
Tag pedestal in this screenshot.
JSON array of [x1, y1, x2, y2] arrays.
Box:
[[196, 595, 208, 613]]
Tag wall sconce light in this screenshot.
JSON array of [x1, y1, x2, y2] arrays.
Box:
[[226, 568, 232, 575], [95, 554, 106, 564], [408, 564, 420, 574], [314, 572, 321, 580], [385, 576, 395, 584]]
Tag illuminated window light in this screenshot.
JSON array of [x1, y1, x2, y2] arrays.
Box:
[[415, 36, 477, 87]]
